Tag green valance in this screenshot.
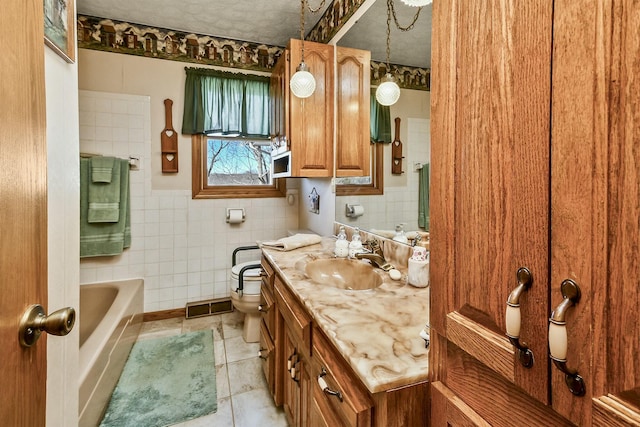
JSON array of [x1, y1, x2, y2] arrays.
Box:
[[182, 67, 271, 137], [370, 88, 391, 143]]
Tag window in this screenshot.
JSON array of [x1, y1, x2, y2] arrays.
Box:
[[192, 134, 285, 198], [184, 67, 285, 199]]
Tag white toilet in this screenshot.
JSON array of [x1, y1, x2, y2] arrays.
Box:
[[230, 260, 263, 343]]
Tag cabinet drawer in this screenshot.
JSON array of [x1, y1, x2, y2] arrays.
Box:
[[311, 326, 373, 427], [259, 320, 275, 396], [260, 282, 276, 338], [261, 256, 275, 290], [275, 275, 311, 353]]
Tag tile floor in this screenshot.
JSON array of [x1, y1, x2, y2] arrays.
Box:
[[134, 310, 288, 427]]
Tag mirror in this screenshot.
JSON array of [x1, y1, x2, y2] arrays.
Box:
[[333, 0, 432, 240]]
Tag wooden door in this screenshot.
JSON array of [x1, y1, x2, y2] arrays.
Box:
[[552, 1, 640, 425], [430, 0, 555, 421], [0, 0, 48, 425], [270, 51, 289, 144]]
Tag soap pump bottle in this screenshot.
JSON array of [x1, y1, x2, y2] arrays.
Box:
[[392, 224, 409, 244], [348, 227, 364, 258], [334, 226, 349, 258]]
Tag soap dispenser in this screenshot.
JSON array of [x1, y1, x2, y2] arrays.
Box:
[[392, 224, 408, 244], [334, 226, 349, 258], [348, 227, 364, 258]]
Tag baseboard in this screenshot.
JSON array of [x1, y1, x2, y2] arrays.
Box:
[[143, 308, 186, 322]]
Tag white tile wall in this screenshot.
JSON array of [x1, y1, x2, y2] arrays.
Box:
[[79, 91, 299, 312], [335, 118, 430, 233]]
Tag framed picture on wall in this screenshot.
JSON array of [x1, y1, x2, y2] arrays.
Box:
[[44, 0, 75, 63]]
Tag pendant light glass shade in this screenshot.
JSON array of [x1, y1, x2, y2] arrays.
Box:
[[290, 61, 316, 98], [400, 0, 432, 6], [375, 73, 401, 106]]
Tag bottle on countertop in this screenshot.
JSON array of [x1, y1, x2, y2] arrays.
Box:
[[334, 226, 349, 258], [348, 227, 364, 258], [392, 224, 408, 244]]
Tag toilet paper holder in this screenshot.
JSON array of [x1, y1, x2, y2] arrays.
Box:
[[345, 204, 364, 218], [226, 208, 246, 223]]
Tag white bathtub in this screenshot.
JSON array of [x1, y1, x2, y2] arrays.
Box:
[[78, 279, 144, 427]]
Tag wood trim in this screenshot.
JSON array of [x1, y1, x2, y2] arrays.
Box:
[[431, 381, 491, 427], [593, 395, 640, 426], [335, 143, 384, 196], [191, 135, 286, 199], [446, 311, 514, 382], [143, 308, 186, 322]]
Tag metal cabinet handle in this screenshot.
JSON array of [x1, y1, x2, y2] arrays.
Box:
[[318, 368, 343, 402], [19, 304, 76, 347], [549, 279, 585, 396], [505, 267, 534, 368], [258, 348, 271, 360], [258, 303, 271, 313]]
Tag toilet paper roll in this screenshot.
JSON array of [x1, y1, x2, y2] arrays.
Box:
[[227, 208, 245, 224], [346, 204, 365, 218]]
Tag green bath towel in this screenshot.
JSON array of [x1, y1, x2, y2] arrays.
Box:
[[80, 158, 131, 258], [418, 163, 430, 230], [88, 157, 121, 223]]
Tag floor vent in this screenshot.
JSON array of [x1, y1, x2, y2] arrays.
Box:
[[186, 298, 233, 319]]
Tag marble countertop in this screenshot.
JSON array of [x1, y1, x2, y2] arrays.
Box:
[[262, 237, 429, 394]]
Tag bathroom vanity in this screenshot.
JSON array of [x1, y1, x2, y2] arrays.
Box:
[[259, 238, 429, 427]]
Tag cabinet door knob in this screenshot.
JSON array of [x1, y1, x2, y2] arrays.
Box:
[[318, 368, 343, 402], [549, 279, 586, 396], [258, 348, 271, 360], [258, 303, 271, 313], [505, 267, 534, 368]]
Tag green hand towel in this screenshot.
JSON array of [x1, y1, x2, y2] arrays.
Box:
[[91, 156, 115, 183], [88, 157, 121, 223], [418, 163, 430, 230], [81, 158, 131, 258]]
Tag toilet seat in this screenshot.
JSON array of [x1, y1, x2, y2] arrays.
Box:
[[231, 260, 262, 295]]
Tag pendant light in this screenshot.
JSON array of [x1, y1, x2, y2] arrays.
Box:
[[375, 0, 401, 106], [290, 0, 316, 98], [400, 0, 432, 7]]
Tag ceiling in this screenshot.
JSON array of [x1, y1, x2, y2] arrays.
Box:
[[76, 0, 432, 69]]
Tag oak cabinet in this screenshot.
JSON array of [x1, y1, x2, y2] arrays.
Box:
[[259, 257, 282, 406], [275, 274, 312, 427], [430, 1, 640, 426], [270, 40, 371, 178], [335, 46, 371, 178], [271, 39, 334, 177]]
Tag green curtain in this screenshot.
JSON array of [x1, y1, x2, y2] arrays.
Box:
[[182, 67, 270, 137], [418, 163, 430, 230], [370, 88, 391, 143]]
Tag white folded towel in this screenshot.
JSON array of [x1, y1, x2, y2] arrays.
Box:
[[260, 233, 322, 251]]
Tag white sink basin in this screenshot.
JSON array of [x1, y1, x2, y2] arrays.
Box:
[[304, 258, 383, 290]]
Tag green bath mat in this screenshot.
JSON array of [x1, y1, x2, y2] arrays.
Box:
[[100, 330, 217, 427]]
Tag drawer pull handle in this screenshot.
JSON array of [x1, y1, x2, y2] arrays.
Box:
[[318, 368, 343, 402], [287, 352, 297, 372], [505, 267, 534, 368], [549, 279, 586, 397], [258, 348, 270, 360], [258, 304, 271, 313]]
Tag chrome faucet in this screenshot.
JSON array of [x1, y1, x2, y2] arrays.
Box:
[[355, 239, 394, 271]]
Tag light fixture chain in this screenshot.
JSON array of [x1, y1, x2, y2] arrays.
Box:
[[300, 0, 306, 61], [386, 0, 392, 69], [390, 0, 422, 32], [306, 0, 327, 14]]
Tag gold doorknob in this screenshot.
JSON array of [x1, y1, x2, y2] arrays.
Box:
[[18, 304, 76, 348]]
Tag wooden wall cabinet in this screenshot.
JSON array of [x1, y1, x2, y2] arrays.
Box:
[[430, 1, 640, 426], [335, 46, 371, 178], [271, 39, 334, 177], [270, 40, 371, 178]]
